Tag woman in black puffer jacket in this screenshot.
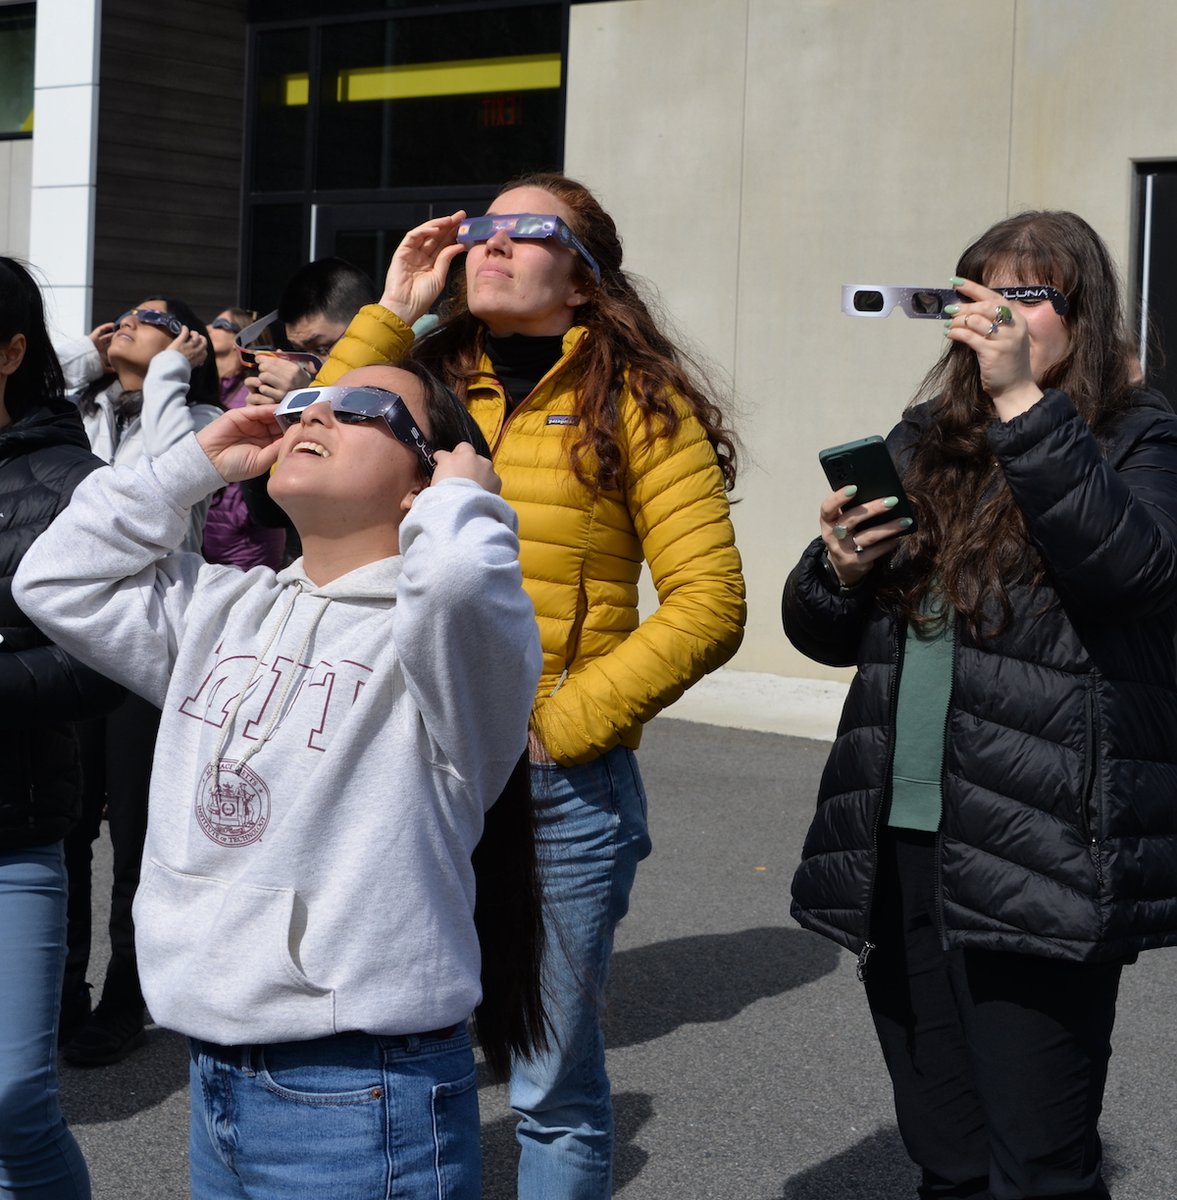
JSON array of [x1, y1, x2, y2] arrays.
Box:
[[0, 257, 122, 1198], [783, 212, 1177, 1200]]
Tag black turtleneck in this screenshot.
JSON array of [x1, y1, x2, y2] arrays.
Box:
[[485, 333, 566, 411]]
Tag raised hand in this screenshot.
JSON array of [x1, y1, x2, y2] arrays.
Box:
[[378, 212, 469, 327], [196, 403, 284, 483]]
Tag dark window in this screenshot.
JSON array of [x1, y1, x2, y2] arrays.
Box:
[[1134, 164, 1177, 404], [0, 5, 35, 139], [242, 1, 567, 311]]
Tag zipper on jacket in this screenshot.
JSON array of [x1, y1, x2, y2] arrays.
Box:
[[1081, 676, 1104, 888], [858, 605, 905, 983], [931, 614, 959, 952]]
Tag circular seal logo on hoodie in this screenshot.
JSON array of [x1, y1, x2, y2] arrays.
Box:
[[195, 761, 271, 847]]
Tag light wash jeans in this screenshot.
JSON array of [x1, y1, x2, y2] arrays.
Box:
[[188, 1027, 479, 1200], [512, 746, 652, 1200], [0, 843, 91, 1200]]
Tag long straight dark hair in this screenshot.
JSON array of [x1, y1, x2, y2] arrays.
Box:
[[883, 211, 1138, 637], [0, 257, 67, 422], [405, 360, 547, 1077]]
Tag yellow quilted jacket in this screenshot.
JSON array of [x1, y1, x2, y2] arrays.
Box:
[[319, 305, 746, 765]]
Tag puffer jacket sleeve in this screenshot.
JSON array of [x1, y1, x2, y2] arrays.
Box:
[[535, 397, 745, 764], [782, 537, 880, 667], [0, 644, 123, 725], [314, 305, 416, 385], [990, 388, 1177, 621]]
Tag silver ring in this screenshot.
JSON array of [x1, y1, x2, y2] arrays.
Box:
[[995, 304, 1014, 326], [985, 320, 1000, 338], [832, 524, 849, 540], [852, 539, 864, 554]]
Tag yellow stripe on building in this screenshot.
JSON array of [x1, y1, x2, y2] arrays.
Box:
[[282, 53, 560, 107]]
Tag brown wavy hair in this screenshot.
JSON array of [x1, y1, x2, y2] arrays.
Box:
[[883, 211, 1138, 638], [410, 172, 738, 493]]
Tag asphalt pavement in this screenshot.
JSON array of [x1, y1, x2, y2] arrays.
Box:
[[64, 718, 1177, 1198]]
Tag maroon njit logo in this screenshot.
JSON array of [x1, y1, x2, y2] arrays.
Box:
[[195, 761, 271, 847]]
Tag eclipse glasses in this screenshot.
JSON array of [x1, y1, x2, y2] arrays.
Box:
[[234, 310, 325, 374], [456, 213, 602, 283], [114, 308, 185, 337], [275, 385, 437, 476], [841, 284, 1069, 319]]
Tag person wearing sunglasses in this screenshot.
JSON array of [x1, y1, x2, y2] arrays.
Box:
[[784, 211, 1177, 1198], [52, 295, 223, 1070], [202, 308, 286, 572], [312, 171, 746, 1199], [15, 360, 546, 1200]]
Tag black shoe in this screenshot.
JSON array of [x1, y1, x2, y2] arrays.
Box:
[[62, 1001, 146, 1067], [58, 983, 92, 1045]]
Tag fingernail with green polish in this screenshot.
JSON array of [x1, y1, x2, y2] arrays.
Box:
[[944, 304, 960, 315], [883, 496, 899, 508], [898, 517, 914, 528], [950, 276, 965, 286], [843, 485, 858, 498]]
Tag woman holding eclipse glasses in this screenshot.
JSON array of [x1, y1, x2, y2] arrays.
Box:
[[313, 172, 746, 1199], [17, 359, 547, 1198], [784, 210, 1177, 1198]]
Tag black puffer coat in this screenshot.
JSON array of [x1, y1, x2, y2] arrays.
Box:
[[0, 401, 123, 848], [784, 388, 1177, 964]]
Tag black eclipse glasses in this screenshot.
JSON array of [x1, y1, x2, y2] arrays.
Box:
[[114, 307, 185, 337], [841, 284, 1069, 319], [456, 213, 602, 283], [274, 385, 437, 476]]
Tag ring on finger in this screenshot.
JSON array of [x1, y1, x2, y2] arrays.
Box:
[[852, 538, 864, 554], [832, 524, 849, 540], [985, 319, 1000, 338], [995, 304, 1014, 326]]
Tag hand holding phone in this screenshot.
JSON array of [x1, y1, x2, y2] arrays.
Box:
[[817, 435, 915, 588]]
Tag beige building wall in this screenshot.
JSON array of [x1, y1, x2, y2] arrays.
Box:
[[0, 137, 32, 257], [565, 0, 1177, 681]]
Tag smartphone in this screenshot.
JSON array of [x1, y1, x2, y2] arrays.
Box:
[[818, 435, 917, 536]]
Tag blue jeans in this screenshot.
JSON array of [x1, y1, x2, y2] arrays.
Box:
[[0, 843, 91, 1199], [189, 1027, 479, 1200], [512, 746, 652, 1200]]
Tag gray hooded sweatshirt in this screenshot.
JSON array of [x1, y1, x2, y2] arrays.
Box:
[[16, 434, 540, 1045]]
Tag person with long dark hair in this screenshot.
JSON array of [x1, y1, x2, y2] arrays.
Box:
[[16, 359, 544, 1199], [784, 211, 1177, 1198], [55, 295, 224, 1065], [313, 171, 746, 1198], [0, 256, 122, 1197]]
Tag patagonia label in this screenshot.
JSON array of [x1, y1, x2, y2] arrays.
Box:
[[546, 414, 578, 426]]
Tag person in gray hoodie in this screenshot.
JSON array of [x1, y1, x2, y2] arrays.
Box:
[[16, 361, 545, 1200]]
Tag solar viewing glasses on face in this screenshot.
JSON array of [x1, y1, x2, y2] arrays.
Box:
[[114, 308, 185, 337], [233, 309, 325, 374], [841, 284, 1069, 318], [275, 385, 437, 476], [456, 213, 602, 283]]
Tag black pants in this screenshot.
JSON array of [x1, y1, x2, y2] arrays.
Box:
[[63, 691, 161, 1012], [865, 830, 1122, 1200]]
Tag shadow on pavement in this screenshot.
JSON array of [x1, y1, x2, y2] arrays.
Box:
[[61, 1024, 189, 1125], [778, 1125, 916, 1197], [603, 926, 840, 1049], [775, 1127, 1128, 1198]]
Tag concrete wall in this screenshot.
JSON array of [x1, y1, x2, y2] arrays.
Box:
[[0, 136, 32, 256], [564, 0, 1177, 681]]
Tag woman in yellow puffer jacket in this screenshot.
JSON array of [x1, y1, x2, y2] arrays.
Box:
[[316, 172, 745, 1199]]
